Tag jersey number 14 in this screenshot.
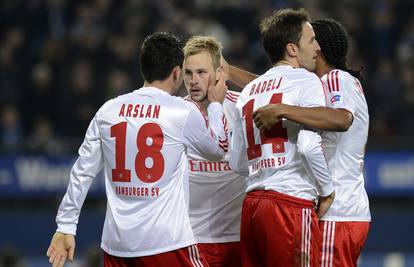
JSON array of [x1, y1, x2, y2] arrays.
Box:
[[242, 93, 288, 160]]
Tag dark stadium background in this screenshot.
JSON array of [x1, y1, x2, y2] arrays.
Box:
[[1, 0, 413, 266]]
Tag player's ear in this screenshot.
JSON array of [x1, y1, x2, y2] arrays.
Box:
[[172, 66, 182, 82], [215, 66, 223, 85], [286, 43, 298, 57]]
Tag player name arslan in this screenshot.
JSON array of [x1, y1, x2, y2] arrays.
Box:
[[118, 104, 160, 119]]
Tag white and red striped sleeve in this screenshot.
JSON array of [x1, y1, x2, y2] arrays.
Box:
[[225, 90, 240, 103], [182, 101, 227, 161], [229, 108, 249, 177], [323, 70, 356, 116]]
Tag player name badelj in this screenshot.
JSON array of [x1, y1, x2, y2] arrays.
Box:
[[249, 77, 283, 96], [118, 104, 160, 119]]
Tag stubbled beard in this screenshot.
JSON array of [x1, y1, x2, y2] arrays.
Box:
[[192, 92, 208, 102]]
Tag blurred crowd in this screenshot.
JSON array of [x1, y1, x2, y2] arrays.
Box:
[[1, 0, 413, 154]]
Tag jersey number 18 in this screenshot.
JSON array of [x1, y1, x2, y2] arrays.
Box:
[[110, 122, 164, 183]]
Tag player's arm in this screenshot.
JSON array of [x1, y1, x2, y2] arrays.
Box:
[[183, 103, 227, 161], [253, 104, 353, 132], [296, 76, 335, 218], [297, 129, 335, 217], [47, 114, 104, 266], [184, 71, 229, 161], [254, 73, 357, 132], [229, 114, 249, 177], [47, 232, 75, 267], [221, 56, 258, 88]]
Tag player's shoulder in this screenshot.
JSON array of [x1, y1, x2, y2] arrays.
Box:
[[294, 68, 321, 83], [97, 90, 134, 114], [183, 95, 206, 115], [225, 90, 240, 103], [287, 68, 323, 94], [280, 67, 321, 91], [323, 69, 363, 94]]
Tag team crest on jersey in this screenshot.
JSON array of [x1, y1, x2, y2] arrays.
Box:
[[331, 94, 341, 104]]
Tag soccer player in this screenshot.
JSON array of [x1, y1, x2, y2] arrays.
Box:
[[228, 9, 335, 267], [252, 19, 371, 267], [46, 32, 229, 267], [183, 36, 246, 267]]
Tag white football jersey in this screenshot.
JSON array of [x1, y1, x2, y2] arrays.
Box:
[[321, 70, 371, 221], [187, 91, 247, 243], [230, 66, 333, 200], [55, 87, 227, 257]]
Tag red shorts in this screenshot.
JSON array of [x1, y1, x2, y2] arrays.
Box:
[[319, 221, 370, 267], [240, 190, 320, 267], [197, 242, 241, 267], [104, 244, 209, 267]]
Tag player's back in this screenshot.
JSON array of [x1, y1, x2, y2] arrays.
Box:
[[96, 87, 197, 257], [236, 65, 326, 200], [321, 70, 370, 221]]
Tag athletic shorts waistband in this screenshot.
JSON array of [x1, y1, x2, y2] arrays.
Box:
[[246, 190, 315, 209]]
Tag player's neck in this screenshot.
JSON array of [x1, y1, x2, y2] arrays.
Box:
[[144, 80, 175, 95], [273, 59, 299, 68], [315, 61, 335, 78], [199, 98, 209, 115]]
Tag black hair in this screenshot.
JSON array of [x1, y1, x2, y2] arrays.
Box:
[[260, 8, 310, 64], [312, 18, 362, 79], [139, 32, 184, 83]]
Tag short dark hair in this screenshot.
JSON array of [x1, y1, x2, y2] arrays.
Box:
[[139, 32, 184, 83], [260, 8, 310, 64], [312, 19, 362, 79]]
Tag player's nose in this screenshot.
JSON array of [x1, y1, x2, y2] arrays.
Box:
[[315, 40, 321, 52]]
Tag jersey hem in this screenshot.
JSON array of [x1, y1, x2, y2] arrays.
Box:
[[321, 216, 371, 222], [195, 236, 240, 243], [100, 239, 196, 258]]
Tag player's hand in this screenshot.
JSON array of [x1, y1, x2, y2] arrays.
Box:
[[221, 56, 229, 79], [46, 232, 75, 267], [207, 68, 228, 104], [253, 103, 285, 131], [315, 191, 335, 218]]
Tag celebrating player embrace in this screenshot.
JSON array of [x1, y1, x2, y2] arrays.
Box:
[[46, 32, 228, 267]]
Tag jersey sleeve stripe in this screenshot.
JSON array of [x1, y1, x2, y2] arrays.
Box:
[[330, 71, 335, 92], [227, 90, 241, 96], [226, 93, 239, 99], [219, 144, 228, 152], [185, 98, 209, 128], [335, 70, 340, 92], [225, 91, 240, 102], [326, 72, 332, 93], [356, 80, 364, 94], [225, 95, 238, 102]]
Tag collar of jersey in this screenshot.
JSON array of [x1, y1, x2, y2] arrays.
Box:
[[135, 86, 171, 96]]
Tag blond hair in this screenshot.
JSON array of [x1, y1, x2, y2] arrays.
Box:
[[184, 36, 223, 70]]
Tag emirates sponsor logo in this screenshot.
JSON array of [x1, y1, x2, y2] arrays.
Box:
[[189, 160, 232, 172]]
